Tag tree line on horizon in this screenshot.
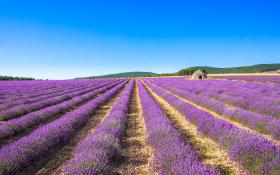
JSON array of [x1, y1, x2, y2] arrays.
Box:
[[0, 76, 35, 81]]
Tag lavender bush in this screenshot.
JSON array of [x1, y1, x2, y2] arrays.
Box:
[[0, 82, 95, 111], [211, 75, 280, 84], [0, 80, 122, 140], [150, 77, 280, 118], [0, 80, 121, 121], [0, 79, 117, 103], [0, 80, 127, 174], [148, 78, 280, 140], [63, 80, 134, 174], [138, 80, 219, 175], [144, 79, 280, 174]]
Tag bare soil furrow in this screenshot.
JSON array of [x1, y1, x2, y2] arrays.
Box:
[[110, 80, 153, 175]]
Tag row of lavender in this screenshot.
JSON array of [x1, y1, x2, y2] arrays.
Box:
[[211, 75, 280, 84], [0, 80, 91, 98], [1, 76, 279, 174], [156, 77, 280, 118], [0, 79, 127, 174], [63, 80, 134, 174], [0, 79, 119, 111], [0, 80, 123, 140], [0, 79, 115, 105], [138, 80, 219, 174], [144, 79, 280, 174], [149, 78, 280, 140], [0, 81, 103, 111], [0, 79, 120, 121], [0, 81, 94, 104], [63, 80, 218, 174], [0, 79, 117, 104]]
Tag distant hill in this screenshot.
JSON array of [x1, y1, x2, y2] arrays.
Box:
[[92, 72, 158, 78], [176, 64, 280, 75], [81, 63, 280, 78], [0, 76, 35, 81]]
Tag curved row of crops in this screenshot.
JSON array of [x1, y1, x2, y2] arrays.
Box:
[[0, 76, 279, 174]]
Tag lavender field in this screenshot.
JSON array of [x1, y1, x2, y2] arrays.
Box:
[[0, 76, 280, 175]]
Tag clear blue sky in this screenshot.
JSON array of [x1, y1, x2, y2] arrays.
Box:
[[0, 0, 279, 79]]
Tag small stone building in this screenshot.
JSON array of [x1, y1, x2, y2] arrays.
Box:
[[191, 70, 207, 80]]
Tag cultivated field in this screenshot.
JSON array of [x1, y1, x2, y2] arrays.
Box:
[[0, 76, 280, 174]]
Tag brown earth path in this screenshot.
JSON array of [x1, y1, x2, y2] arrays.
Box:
[[110, 80, 153, 175]]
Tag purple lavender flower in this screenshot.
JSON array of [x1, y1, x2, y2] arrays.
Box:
[[0, 80, 127, 174]]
